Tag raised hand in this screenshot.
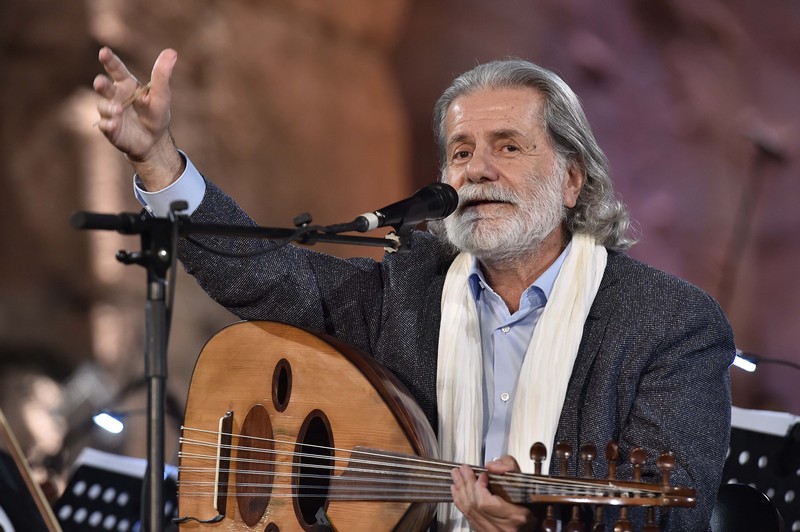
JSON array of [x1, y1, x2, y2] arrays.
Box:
[[94, 46, 184, 191]]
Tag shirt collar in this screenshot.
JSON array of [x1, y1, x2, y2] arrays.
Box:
[[467, 241, 572, 304]]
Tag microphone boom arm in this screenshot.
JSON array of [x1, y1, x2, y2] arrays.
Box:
[[70, 210, 405, 252]]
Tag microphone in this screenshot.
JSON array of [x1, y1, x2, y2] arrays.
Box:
[[330, 183, 459, 233]]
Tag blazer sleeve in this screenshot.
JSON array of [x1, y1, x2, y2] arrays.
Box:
[[613, 275, 735, 531], [175, 179, 387, 354]]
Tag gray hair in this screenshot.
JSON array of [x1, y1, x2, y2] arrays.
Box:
[[432, 59, 636, 250]]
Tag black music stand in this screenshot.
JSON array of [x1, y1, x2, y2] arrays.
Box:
[[52, 448, 177, 531], [721, 406, 799, 530]]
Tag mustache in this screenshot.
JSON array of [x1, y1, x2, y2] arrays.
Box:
[[455, 184, 521, 210]]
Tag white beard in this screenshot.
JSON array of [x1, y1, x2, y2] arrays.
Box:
[[440, 160, 567, 264]]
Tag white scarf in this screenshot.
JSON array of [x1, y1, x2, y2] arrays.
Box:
[[436, 233, 607, 530]]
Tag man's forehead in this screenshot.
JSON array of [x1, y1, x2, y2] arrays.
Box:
[[445, 87, 545, 141], [448, 128, 527, 146]]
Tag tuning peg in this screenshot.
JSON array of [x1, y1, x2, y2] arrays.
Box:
[[605, 442, 619, 480], [566, 505, 585, 531], [613, 507, 632, 532], [629, 448, 647, 482], [580, 443, 597, 478], [657, 451, 676, 486], [530, 442, 547, 475], [542, 504, 558, 532], [591, 507, 605, 531], [642, 507, 659, 531], [555, 442, 573, 476]]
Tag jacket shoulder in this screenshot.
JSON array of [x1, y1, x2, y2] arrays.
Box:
[[602, 251, 726, 317]]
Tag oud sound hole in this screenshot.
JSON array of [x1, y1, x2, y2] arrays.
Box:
[[272, 358, 292, 412], [293, 410, 333, 526]]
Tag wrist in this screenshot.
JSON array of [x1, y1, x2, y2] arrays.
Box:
[[127, 133, 185, 191]]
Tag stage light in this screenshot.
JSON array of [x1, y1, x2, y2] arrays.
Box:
[[733, 350, 758, 372], [92, 412, 124, 434], [732, 349, 800, 373]]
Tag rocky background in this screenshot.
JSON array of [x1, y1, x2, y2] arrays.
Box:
[[1, 0, 799, 482]]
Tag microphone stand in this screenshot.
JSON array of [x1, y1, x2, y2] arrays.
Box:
[[70, 205, 405, 532], [141, 212, 170, 532]]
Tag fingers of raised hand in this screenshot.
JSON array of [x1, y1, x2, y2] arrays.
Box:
[[93, 74, 114, 99], [96, 47, 147, 106], [98, 46, 137, 83], [95, 98, 121, 131], [149, 49, 178, 94], [94, 71, 152, 129]]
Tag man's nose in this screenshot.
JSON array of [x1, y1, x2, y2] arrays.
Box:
[[465, 149, 499, 183]]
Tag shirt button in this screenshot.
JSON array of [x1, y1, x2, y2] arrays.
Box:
[[500, 392, 510, 402], [501, 326, 510, 333]]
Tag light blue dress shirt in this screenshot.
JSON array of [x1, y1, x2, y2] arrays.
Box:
[[467, 245, 569, 465]]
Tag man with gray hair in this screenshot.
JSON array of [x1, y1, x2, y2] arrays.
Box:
[[94, 48, 734, 530]]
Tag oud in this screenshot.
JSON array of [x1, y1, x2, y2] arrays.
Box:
[[175, 321, 694, 531]]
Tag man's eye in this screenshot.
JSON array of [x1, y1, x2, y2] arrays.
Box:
[[453, 150, 471, 160], [502, 144, 519, 152]]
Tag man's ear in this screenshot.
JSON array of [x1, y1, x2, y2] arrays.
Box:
[[563, 162, 584, 208]]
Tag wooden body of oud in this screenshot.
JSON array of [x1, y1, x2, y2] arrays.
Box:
[[178, 321, 439, 531]]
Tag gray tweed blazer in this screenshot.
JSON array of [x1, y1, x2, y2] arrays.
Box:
[[178, 180, 735, 531]]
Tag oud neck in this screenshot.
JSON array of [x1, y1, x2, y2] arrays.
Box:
[[330, 447, 693, 508]]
